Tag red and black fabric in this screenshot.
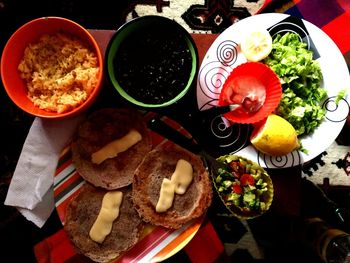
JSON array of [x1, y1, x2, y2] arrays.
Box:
[[32, 0, 350, 262]]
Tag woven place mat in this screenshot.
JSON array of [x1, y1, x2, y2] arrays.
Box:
[[1, 1, 348, 262], [302, 124, 350, 186], [122, 0, 267, 33]]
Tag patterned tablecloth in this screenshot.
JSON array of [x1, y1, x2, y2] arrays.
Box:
[[2, 0, 350, 262]]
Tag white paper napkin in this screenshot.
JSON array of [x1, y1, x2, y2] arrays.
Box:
[[4, 114, 84, 228]]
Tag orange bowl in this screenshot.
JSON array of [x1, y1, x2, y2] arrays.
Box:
[[219, 62, 282, 124], [1, 17, 104, 119]]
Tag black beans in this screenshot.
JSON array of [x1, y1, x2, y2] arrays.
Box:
[[113, 27, 192, 104]]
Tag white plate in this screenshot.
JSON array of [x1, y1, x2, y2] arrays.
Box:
[[197, 13, 350, 168]]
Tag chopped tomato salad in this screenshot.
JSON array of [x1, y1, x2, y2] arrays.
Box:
[[214, 155, 273, 216]]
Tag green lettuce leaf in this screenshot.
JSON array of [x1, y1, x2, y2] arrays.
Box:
[[264, 32, 327, 136]]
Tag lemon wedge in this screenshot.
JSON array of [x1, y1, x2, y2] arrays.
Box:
[[240, 29, 272, 62], [250, 114, 299, 156]]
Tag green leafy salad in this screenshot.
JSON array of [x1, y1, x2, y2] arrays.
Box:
[[264, 32, 327, 136]]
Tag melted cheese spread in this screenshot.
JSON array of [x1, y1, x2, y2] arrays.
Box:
[[155, 159, 193, 213], [91, 129, 142, 164], [89, 191, 123, 243], [155, 178, 175, 213], [172, 159, 193, 195]]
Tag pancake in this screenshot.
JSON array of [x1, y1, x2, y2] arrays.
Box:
[[132, 145, 213, 229], [64, 183, 145, 263], [71, 108, 152, 189]]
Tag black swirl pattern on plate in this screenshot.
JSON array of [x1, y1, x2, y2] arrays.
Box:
[[267, 15, 320, 59], [257, 150, 302, 168], [198, 61, 232, 100], [216, 40, 239, 66], [209, 115, 250, 150], [323, 96, 350, 122], [196, 104, 251, 157]]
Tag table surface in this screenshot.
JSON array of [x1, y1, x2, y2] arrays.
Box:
[[1, 0, 350, 262], [26, 31, 306, 263]]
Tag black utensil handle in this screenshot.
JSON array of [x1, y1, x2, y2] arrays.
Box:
[[148, 116, 228, 174], [200, 105, 232, 116], [148, 117, 202, 154]]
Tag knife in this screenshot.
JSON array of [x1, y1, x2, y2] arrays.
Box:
[[147, 117, 229, 174], [201, 104, 240, 116], [200, 98, 263, 118]]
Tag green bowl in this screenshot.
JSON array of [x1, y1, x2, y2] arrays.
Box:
[[106, 16, 198, 108]]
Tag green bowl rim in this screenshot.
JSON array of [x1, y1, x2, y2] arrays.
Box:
[[105, 15, 198, 108]]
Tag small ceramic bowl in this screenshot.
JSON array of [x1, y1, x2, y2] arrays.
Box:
[[219, 62, 282, 124], [213, 154, 274, 219], [106, 15, 198, 108], [1, 17, 104, 119]]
